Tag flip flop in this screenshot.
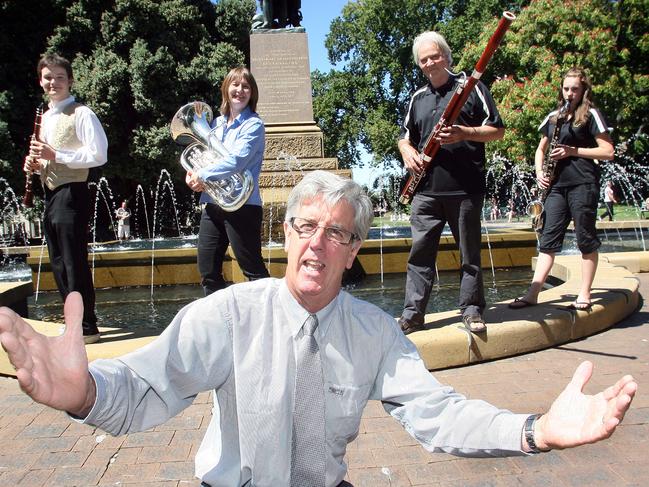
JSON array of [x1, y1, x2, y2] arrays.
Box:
[[462, 314, 487, 334], [508, 297, 537, 309], [569, 301, 592, 311]]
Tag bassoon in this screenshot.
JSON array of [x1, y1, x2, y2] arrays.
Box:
[[399, 11, 516, 205], [22, 105, 43, 207]]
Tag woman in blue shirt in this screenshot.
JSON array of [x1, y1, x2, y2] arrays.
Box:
[[186, 67, 269, 295]]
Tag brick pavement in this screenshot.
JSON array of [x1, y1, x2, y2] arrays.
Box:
[[1, 276, 647, 486]]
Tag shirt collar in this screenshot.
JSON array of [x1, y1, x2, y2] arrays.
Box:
[[48, 95, 76, 114], [278, 278, 339, 338], [428, 75, 456, 95], [215, 105, 253, 129]]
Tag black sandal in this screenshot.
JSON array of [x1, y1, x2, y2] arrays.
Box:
[[399, 317, 425, 335]]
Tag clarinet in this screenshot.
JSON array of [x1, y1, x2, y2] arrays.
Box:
[[527, 100, 571, 232], [399, 11, 516, 205], [22, 105, 44, 208]]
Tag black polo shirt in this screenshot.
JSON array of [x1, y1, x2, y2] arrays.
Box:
[[539, 107, 609, 187], [399, 75, 503, 196]]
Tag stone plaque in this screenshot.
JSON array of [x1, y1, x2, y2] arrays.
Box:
[[250, 32, 314, 124]]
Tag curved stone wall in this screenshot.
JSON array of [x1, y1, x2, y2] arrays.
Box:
[[1, 252, 645, 376]]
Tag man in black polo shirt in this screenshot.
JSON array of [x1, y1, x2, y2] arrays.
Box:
[[397, 31, 504, 335]]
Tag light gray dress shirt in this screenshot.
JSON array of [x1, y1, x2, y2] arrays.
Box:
[[84, 278, 529, 487]]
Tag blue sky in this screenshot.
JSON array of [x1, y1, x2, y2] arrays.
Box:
[[300, 0, 349, 72], [252, 0, 390, 186], [302, 1, 388, 185], [250, 0, 349, 71]]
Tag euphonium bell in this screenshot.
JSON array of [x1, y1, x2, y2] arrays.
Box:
[[170, 102, 253, 212], [526, 200, 543, 218]]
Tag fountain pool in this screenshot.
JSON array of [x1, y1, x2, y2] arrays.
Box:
[[24, 267, 533, 334]]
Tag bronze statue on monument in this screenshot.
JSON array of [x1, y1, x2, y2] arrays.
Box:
[[249, 0, 350, 242], [252, 0, 303, 31]]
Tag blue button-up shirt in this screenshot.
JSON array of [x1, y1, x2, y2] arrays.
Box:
[[197, 106, 264, 206]]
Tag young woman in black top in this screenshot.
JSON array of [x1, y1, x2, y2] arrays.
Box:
[[510, 67, 614, 311]]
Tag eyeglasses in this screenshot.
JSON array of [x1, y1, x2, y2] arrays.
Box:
[[289, 217, 358, 245]]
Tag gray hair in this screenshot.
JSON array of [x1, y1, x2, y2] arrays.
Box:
[[412, 31, 453, 66], [285, 170, 374, 243]]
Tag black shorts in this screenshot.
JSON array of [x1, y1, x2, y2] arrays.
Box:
[[539, 183, 601, 254]]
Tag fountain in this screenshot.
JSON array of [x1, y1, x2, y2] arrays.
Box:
[[0, 20, 647, 373]]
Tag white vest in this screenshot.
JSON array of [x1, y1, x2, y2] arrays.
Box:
[[41, 102, 89, 190]]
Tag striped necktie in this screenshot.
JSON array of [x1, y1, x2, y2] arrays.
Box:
[[290, 313, 326, 486]]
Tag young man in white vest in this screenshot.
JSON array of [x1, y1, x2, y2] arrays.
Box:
[[24, 53, 108, 343]]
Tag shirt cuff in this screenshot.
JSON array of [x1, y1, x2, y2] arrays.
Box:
[[66, 368, 105, 424]]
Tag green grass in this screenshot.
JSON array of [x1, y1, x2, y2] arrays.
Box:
[[372, 205, 648, 227], [372, 213, 409, 227], [602, 204, 648, 221]]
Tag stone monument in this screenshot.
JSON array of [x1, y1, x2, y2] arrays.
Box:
[[250, 19, 350, 242]]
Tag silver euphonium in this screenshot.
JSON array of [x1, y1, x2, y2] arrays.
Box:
[[170, 102, 254, 212]]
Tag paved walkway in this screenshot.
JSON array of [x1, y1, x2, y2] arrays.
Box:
[[1, 277, 647, 486]]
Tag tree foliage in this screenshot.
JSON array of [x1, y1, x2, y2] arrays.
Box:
[[463, 0, 649, 170], [313, 0, 649, 174], [0, 0, 256, 203], [0, 0, 68, 187], [313, 0, 524, 168]]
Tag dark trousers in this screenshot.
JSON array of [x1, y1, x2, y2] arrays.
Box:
[[403, 193, 485, 325], [197, 203, 269, 295], [540, 183, 601, 254], [600, 201, 614, 221], [43, 183, 98, 334]]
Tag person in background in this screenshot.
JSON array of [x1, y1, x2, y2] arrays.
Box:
[[509, 67, 614, 311], [23, 53, 108, 344], [115, 200, 131, 240], [185, 67, 269, 295], [397, 31, 505, 335], [506, 197, 517, 223], [0, 170, 637, 487], [599, 180, 618, 221], [489, 196, 501, 221]]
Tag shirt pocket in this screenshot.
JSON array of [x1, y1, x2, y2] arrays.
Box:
[[325, 382, 372, 441]]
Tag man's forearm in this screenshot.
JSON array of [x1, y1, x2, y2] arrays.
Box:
[[466, 126, 504, 143], [398, 138, 414, 154]]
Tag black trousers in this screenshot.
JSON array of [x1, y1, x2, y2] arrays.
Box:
[[197, 203, 269, 295], [403, 193, 485, 325], [43, 182, 98, 334], [540, 183, 601, 254], [600, 201, 614, 221]]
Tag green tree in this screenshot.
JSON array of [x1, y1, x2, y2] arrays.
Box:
[[464, 0, 649, 170], [314, 0, 648, 177], [0, 0, 256, 209], [313, 0, 522, 168], [0, 0, 68, 190]]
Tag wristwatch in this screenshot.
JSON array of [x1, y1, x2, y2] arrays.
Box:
[[524, 414, 544, 454]]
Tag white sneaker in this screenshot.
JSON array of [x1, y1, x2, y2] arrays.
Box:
[[83, 333, 101, 345]]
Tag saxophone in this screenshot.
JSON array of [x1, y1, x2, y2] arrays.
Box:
[[527, 100, 571, 232]]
